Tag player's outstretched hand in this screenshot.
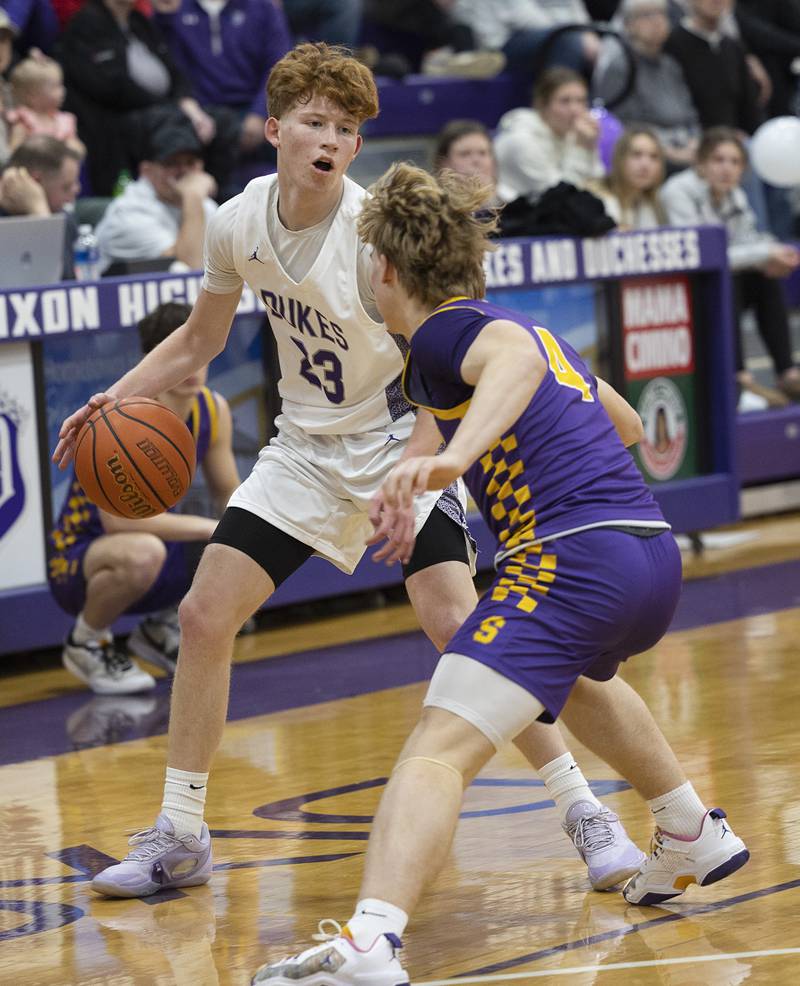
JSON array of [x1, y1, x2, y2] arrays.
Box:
[[367, 488, 417, 565], [382, 452, 463, 506], [367, 453, 464, 565], [52, 392, 114, 469]]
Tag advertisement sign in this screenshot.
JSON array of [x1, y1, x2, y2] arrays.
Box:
[[0, 342, 46, 589], [621, 275, 699, 482], [486, 283, 600, 371]]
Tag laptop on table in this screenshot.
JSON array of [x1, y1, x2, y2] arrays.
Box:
[[0, 213, 67, 288]]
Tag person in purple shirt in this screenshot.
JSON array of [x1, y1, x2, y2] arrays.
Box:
[[249, 162, 750, 986], [152, 0, 292, 157]]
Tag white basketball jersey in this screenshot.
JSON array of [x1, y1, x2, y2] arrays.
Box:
[[232, 174, 409, 434]]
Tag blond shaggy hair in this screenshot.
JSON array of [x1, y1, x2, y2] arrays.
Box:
[[358, 162, 497, 309], [266, 42, 378, 124]]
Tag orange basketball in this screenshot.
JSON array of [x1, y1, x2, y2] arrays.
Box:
[[74, 397, 196, 519]]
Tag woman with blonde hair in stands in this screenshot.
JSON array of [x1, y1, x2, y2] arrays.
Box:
[[590, 127, 667, 231]]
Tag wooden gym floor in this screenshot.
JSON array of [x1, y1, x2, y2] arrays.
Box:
[[1, 514, 799, 985]]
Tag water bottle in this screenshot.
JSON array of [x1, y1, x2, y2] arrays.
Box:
[[73, 224, 101, 282]]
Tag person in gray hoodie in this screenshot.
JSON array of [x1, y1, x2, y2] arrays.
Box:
[[662, 126, 800, 405]]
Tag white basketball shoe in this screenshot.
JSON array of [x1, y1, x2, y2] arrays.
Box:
[[251, 921, 410, 985], [62, 631, 155, 695], [623, 808, 749, 906]]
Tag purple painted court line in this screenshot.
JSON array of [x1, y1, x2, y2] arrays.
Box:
[[455, 876, 800, 978], [0, 557, 798, 767]]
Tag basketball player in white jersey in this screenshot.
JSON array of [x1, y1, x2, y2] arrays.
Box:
[[54, 43, 643, 898]]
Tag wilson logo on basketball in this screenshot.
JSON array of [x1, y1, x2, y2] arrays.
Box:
[[135, 438, 185, 499], [105, 454, 157, 517]]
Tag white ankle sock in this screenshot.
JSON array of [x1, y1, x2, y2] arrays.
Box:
[[539, 752, 601, 824], [648, 782, 707, 837], [162, 767, 208, 838], [346, 898, 408, 949], [73, 612, 110, 645]]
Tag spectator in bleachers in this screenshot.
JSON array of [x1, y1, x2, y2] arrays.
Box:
[[453, 0, 600, 93], [362, 0, 504, 78], [588, 126, 667, 227], [605, 3, 775, 113], [95, 115, 217, 273], [736, 0, 800, 119], [282, 0, 363, 49], [494, 67, 605, 205], [662, 126, 800, 406], [152, 0, 291, 158], [55, 0, 239, 198], [7, 55, 86, 156], [2, 0, 58, 55], [0, 135, 81, 277], [664, 0, 763, 134], [432, 119, 501, 206], [593, 0, 701, 171]]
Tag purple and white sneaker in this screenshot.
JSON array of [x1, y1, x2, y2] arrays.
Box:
[[91, 813, 212, 898], [251, 921, 409, 985], [564, 800, 646, 891], [623, 808, 749, 906]]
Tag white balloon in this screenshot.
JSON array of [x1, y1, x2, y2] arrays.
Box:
[[750, 116, 800, 187]]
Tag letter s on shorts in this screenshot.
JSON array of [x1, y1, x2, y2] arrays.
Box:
[[473, 615, 506, 645]]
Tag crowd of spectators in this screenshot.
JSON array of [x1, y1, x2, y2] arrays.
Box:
[[0, 0, 798, 405]]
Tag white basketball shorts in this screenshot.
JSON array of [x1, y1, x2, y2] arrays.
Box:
[[227, 412, 470, 574]]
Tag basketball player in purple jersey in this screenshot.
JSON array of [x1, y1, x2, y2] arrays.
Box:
[[249, 164, 749, 985], [54, 44, 642, 900], [49, 302, 240, 695]]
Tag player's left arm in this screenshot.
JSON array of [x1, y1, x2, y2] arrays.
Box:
[[367, 409, 442, 564], [436, 319, 546, 481], [399, 409, 442, 459], [200, 394, 241, 513], [595, 377, 644, 447], [380, 320, 545, 507], [369, 321, 544, 564]]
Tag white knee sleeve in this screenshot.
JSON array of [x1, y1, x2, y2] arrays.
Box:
[[423, 653, 545, 751]]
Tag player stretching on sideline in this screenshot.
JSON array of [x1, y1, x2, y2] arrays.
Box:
[[54, 43, 644, 899], [249, 163, 749, 985]]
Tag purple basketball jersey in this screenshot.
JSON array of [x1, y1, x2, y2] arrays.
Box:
[[403, 297, 666, 561]]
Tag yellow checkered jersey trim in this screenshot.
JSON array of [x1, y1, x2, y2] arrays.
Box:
[[489, 546, 558, 615], [48, 483, 95, 580], [480, 429, 542, 552], [478, 429, 557, 619]]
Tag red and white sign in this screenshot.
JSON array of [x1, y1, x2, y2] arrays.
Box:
[[622, 275, 695, 381]]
